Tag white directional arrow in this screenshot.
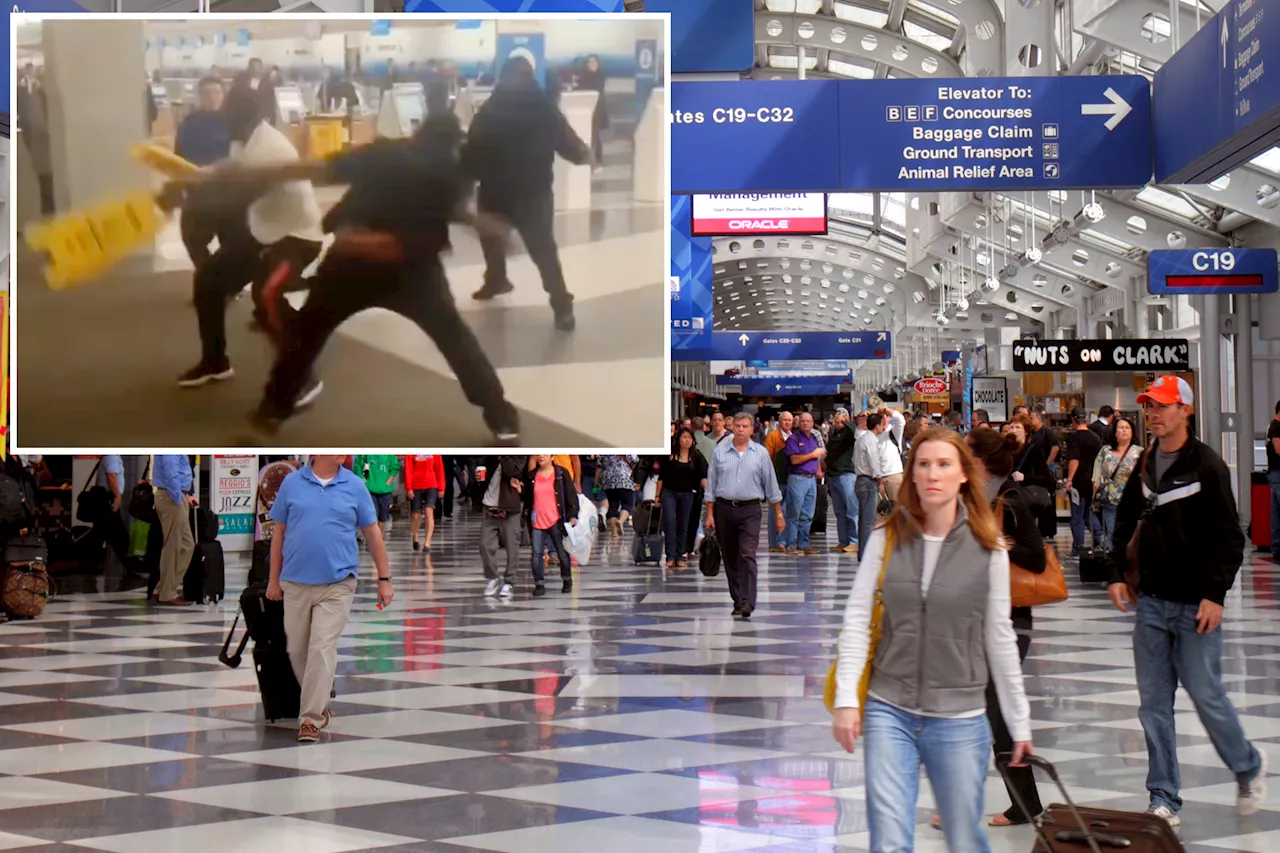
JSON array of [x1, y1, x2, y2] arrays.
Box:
[[738, 333, 751, 346], [775, 384, 783, 391], [1081, 87, 1133, 131], [1222, 19, 1230, 70], [876, 332, 887, 342]]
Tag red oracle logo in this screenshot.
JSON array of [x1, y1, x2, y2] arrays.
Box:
[[729, 219, 791, 231], [914, 378, 947, 395]]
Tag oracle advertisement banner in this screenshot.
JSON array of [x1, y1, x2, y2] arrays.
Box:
[[691, 193, 828, 237]]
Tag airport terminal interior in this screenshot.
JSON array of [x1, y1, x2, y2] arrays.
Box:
[[4, 0, 1280, 852], [12, 15, 667, 447]]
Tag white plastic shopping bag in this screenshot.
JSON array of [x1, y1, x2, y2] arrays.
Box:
[[565, 494, 599, 566], [641, 475, 659, 503]]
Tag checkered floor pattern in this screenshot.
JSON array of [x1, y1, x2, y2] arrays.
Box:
[[1, 508, 1279, 853]]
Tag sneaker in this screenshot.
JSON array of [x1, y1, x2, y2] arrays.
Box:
[[1239, 749, 1269, 816], [1144, 803, 1180, 827], [533, 584, 546, 598], [413, 541, 421, 552], [295, 377, 324, 410], [298, 722, 320, 743], [472, 279, 515, 301], [178, 358, 235, 388], [483, 578, 501, 597], [484, 405, 521, 446], [498, 583, 514, 598], [554, 308, 576, 332]]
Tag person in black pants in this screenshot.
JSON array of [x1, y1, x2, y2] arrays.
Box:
[[952, 428, 1047, 828], [435, 457, 458, 521], [168, 80, 521, 444], [463, 56, 592, 332], [656, 429, 707, 569]]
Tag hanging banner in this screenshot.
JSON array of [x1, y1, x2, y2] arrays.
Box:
[[635, 38, 659, 110], [495, 33, 546, 81], [1011, 339, 1191, 372], [691, 193, 828, 236], [670, 195, 713, 352], [213, 456, 258, 551], [971, 376, 1009, 422]]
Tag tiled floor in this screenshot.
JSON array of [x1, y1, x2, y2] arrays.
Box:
[[1, 508, 1279, 852]]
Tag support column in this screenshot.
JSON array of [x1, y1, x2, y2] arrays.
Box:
[[43, 20, 150, 215], [1200, 295, 1223, 452], [1235, 294, 1255, 531], [1004, 0, 1055, 76]]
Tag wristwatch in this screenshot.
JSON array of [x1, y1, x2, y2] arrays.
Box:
[[378, 577, 391, 582]]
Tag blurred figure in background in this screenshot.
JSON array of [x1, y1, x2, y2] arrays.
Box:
[[464, 56, 592, 332], [577, 54, 608, 168], [173, 76, 231, 268]]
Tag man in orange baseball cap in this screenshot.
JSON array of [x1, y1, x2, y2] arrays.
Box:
[[1106, 374, 1265, 825]]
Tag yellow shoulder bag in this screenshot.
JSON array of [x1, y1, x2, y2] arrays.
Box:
[[823, 525, 895, 717]]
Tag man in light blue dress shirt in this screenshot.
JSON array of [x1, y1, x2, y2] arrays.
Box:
[[705, 412, 785, 619], [152, 455, 197, 606]]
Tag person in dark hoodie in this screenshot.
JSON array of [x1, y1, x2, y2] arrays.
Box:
[[463, 56, 593, 332], [163, 79, 521, 445], [480, 455, 527, 599]]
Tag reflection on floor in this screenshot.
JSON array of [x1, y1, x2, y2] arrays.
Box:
[[1, 508, 1276, 852], [17, 153, 664, 448]]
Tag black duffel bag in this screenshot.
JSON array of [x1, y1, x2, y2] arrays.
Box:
[[699, 531, 722, 578], [129, 460, 157, 524], [76, 460, 113, 525]]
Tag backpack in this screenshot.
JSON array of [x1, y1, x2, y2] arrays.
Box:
[[0, 473, 27, 526]]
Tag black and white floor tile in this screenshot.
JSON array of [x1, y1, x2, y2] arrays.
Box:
[[1, 509, 1278, 852]]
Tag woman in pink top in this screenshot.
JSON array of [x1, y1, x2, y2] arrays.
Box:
[[523, 455, 579, 598]]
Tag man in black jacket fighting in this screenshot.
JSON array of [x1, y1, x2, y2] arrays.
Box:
[[463, 57, 592, 332]]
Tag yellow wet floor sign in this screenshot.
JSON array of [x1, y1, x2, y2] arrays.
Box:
[[24, 191, 166, 289], [129, 142, 200, 178]]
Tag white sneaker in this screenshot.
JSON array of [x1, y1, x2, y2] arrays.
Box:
[[1239, 749, 1269, 816], [1144, 803, 1180, 826], [483, 578, 501, 597], [498, 583, 514, 598]]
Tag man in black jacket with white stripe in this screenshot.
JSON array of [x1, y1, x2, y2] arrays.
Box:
[[1107, 375, 1266, 826]]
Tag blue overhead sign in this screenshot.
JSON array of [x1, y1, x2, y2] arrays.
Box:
[[672, 81, 842, 194], [670, 196, 713, 351], [671, 76, 1153, 193], [731, 378, 844, 397], [1147, 248, 1279, 295], [686, 331, 893, 362], [648, 0, 753, 74], [1154, 0, 1280, 184]]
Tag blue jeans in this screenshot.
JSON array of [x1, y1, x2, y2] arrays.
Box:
[[855, 475, 880, 559], [1134, 595, 1262, 812], [661, 490, 694, 561], [1268, 469, 1280, 559], [768, 493, 784, 549], [1069, 485, 1103, 552], [1098, 503, 1118, 551], [863, 699, 993, 853], [828, 472, 859, 548], [530, 525, 572, 584], [783, 476, 817, 550]]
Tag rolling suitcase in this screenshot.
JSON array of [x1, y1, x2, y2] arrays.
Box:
[[220, 583, 300, 722], [1078, 545, 1109, 585], [183, 541, 226, 604], [632, 499, 664, 565], [998, 754, 1185, 852]]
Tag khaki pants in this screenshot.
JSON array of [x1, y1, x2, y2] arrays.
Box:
[[282, 576, 357, 726], [155, 489, 194, 602], [882, 473, 904, 504]]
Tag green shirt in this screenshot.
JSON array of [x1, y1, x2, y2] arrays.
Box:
[[354, 455, 400, 495]]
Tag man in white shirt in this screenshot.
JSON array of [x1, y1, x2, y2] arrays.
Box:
[[854, 412, 887, 561], [876, 408, 906, 502], [174, 76, 325, 407]]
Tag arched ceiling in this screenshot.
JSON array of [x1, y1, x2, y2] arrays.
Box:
[[692, 0, 1280, 379]]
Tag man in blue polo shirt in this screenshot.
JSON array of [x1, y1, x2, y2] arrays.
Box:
[[266, 455, 394, 743]]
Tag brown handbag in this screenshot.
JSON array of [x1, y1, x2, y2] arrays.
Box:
[[1010, 543, 1068, 608]]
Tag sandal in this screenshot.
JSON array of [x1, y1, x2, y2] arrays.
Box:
[[929, 814, 941, 831], [990, 811, 1032, 827], [666, 560, 677, 568]]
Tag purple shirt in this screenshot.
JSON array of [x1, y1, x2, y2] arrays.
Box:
[[785, 431, 821, 476]]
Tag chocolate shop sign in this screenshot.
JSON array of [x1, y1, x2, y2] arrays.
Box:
[[1012, 339, 1190, 372]]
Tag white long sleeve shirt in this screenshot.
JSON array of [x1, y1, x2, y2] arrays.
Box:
[[878, 429, 905, 477], [854, 430, 883, 478], [834, 526, 1032, 743]]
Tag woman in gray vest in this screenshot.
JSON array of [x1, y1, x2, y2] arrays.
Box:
[[830, 428, 1033, 852]]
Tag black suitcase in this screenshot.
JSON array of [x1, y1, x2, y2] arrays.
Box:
[[633, 533, 664, 565], [220, 582, 300, 722], [183, 541, 226, 604], [249, 539, 271, 586], [809, 479, 828, 536], [191, 506, 220, 544], [1079, 545, 1109, 584], [632, 499, 663, 536]]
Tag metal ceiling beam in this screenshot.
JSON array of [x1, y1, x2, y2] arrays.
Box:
[[755, 11, 964, 79], [1073, 0, 1216, 65], [1172, 164, 1280, 231]]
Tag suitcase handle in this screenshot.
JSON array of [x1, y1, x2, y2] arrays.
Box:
[[1054, 830, 1132, 849], [218, 609, 248, 669], [995, 753, 1104, 853]]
